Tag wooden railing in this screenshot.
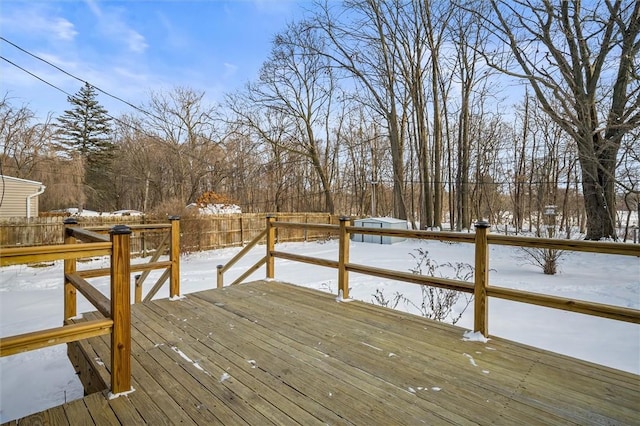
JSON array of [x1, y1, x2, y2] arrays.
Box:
[[0, 217, 181, 395], [218, 216, 640, 336], [80, 216, 181, 302], [0, 222, 131, 394]]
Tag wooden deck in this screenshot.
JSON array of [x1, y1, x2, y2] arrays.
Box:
[[6, 281, 639, 425]]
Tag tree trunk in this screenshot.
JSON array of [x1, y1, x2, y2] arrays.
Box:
[[579, 141, 616, 240], [388, 109, 408, 220]]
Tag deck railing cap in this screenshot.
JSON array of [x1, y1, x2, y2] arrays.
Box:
[[110, 224, 132, 235], [474, 220, 490, 229]]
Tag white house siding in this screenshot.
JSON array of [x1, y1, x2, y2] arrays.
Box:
[[0, 175, 45, 218]]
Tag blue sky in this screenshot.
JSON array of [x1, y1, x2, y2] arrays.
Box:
[[0, 0, 311, 119]]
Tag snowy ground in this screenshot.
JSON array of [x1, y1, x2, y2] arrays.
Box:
[[1, 238, 639, 422]]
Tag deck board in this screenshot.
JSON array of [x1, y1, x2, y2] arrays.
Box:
[[5, 280, 639, 425]]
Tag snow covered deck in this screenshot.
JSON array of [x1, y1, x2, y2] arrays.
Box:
[[7, 280, 639, 425]]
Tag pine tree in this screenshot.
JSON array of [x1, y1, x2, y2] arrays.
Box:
[[56, 83, 113, 162], [56, 83, 115, 210]]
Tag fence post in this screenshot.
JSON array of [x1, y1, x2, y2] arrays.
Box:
[[63, 218, 78, 321], [266, 215, 276, 279], [169, 216, 180, 298], [338, 216, 352, 299], [217, 264, 224, 289], [240, 216, 244, 246], [110, 224, 132, 395], [474, 220, 490, 337]]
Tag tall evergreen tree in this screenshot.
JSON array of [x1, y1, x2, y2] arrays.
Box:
[[56, 82, 115, 210]]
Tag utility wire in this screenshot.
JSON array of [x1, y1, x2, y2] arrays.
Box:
[[0, 55, 74, 98], [0, 53, 224, 171], [0, 36, 167, 124], [3, 39, 624, 203]]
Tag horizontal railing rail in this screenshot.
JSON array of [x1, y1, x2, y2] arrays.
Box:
[[84, 223, 172, 232], [0, 243, 112, 266], [487, 233, 639, 256], [66, 226, 111, 243], [75, 260, 173, 279], [217, 216, 640, 336], [346, 226, 476, 243], [486, 286, 639, 323], [0, 319, 113, 357], [346, 262, 475, 293], [273, 221, 339, 233], [272, 251, 340, 269]]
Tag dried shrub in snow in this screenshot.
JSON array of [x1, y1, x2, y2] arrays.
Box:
[[519, 246, 565, 275], [371, 248, 474, 325]]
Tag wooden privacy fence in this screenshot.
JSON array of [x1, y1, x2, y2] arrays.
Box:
[[0, 213, 340, 252], [0, 218, 181, 395], [180, 213, 338, 251], [218, 216, 640, 337]]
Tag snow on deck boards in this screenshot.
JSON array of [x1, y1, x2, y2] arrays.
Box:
[[5, 281, 639, 425]]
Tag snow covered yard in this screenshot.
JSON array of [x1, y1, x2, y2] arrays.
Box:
[[1, 238, 639, 422]]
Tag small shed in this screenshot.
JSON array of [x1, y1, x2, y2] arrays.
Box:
[[351, 217, 407, 244], [0, 175, 46, 219]]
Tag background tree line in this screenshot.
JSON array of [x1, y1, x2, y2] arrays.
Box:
[[1, 0, 638, 240]]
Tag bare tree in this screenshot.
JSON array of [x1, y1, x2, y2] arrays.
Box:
[[243, 22, 339, 213], [477, 0, 640, 240], [448, 3, 496, 230], [142, 87, 223, 206], [0, 95, 55, 179], [388, 0, 453, 229], [307, 0, 410, 219]]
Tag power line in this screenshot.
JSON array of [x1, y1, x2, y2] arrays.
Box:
[[0, 36, 223, 167], [0, 55, 74, 98], [0, 53, 224, 171], [0, 36, 166, 124]]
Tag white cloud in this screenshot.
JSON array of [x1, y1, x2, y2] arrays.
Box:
[[126, 30, 149, 53], [83, 0, 149, 53], [84, 0, 102, 18], [51, 18, 78, 41], [0, 7, 77, 42]]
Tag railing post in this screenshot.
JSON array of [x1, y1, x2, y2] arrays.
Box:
[[474, 220, 490, 337], [63, 218, 78, 321], [338, 216, 352, 299], [110, 224, 132, 395], [266, 215, 276, 279], [217, 264, 224, 289], [169, 216, 180, 298], [134, 274, 142, 304]]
